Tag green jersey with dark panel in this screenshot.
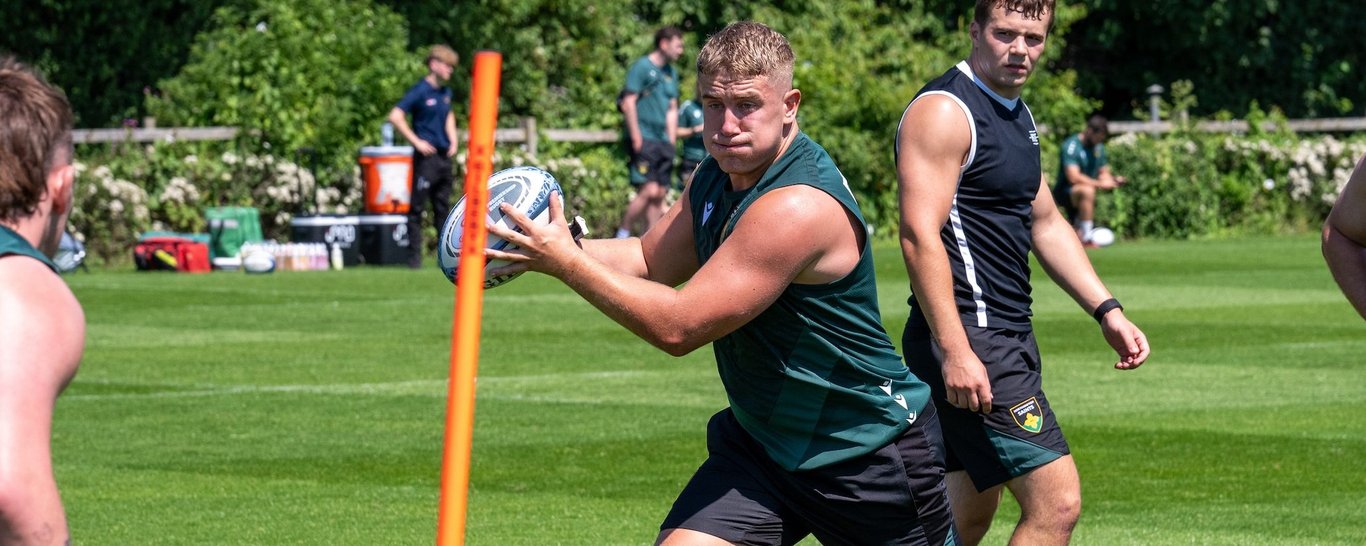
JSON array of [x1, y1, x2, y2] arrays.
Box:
[[623, 56, 679, 143], [0, 225, 57, 272], [678, 99, 707, 162], [1054, 133, 1108, 197], [687, 132, 929, 471]]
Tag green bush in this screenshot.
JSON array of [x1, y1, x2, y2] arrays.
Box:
[[742, 0, 1098, 236], [147, 0, 415, 180], [72, 141, 358, 263], [1100, 130, 1365, 240], [447, 144, 628, 244]]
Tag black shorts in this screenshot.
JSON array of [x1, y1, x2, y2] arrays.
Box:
[[677, 157, 701, 190], [1052, 183, 1078, 221], [628, 139, 674, 187], [902, 326, 1069, 492], [661, 407, 958, 546]]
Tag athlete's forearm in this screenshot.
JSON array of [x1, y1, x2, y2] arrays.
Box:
[[901, 236, 974, 359]]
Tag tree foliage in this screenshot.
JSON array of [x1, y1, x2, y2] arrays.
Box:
[[0, 0, 227, 127], [1062, 0, 1363, 118], [146, 0, 416, 178]]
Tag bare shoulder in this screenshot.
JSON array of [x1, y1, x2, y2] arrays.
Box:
[[0, 257, 84, 388], [1328, 155, 1366, 238], [901, 94, 971, 133], [898, 93, 972, 162]]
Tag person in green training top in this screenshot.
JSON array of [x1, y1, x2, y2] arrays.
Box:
[[1052, 113, 1127, 246], [486, 21, 957, 545], [1323, 153, 1366, 319], [0, 57, 83, 546], [616, 26, 683, 239], [674, 96, 706, 190]]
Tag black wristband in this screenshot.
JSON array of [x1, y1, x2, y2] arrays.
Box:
[[568, 215, 588, 241], [1092, 298, 1123, 323]]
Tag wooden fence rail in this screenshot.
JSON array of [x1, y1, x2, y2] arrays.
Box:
[[74, 115, 1366, 153], [73, 126, 239, 145], [72, 118, 615, 156], [1109, 116, 1366, 135]]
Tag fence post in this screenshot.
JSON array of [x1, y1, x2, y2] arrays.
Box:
[[1146, 84, 1164, 122], [521, 117, 538, 156]]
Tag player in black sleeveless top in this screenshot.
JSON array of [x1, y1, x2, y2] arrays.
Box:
[[895, 2, 1151, 544]]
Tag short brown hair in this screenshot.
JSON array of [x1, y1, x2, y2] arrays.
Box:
[[0, 57, 73, 224], [696, 22, 794, 90], [1086, 113, 1110, 134], [427, 44, 458, 67], [974, 0, 1056, 29], [654, 26, 683, 49]]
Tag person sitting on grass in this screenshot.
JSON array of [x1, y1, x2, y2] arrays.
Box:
[[1053, 113, 1127, 247]]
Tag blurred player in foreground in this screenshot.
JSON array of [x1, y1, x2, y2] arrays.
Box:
[[0, 57, 83, 546], [488, 21, 958, 546], [1323, 153, 1366, 319]]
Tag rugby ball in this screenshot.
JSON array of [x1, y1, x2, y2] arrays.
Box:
[[242, 249, 276, 274], [438, 166, 562, 287], [1089, 227, 1116, 247]]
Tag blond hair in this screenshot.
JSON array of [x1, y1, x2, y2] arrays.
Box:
[[696, 22, 794, 90], [0, 57, 72, 224], [428, 44, 458, 66]]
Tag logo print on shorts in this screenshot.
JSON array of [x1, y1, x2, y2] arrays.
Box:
[[1010, 397, 1043, 434]]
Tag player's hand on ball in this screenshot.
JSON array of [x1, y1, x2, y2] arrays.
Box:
[[487, 192, 580, 278]]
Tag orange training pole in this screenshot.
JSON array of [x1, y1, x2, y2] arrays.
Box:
[[438, 50, 502, 546]]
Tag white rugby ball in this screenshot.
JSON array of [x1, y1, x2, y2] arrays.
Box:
[[1089, 227, 1116, 247], [438, 166, 562, 287], [242, 250, 276, 274]]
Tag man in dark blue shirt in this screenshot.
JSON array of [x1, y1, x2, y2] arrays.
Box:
[[389, 44, 459, 268]]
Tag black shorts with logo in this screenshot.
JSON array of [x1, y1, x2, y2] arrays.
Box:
[[628, 139, 674, 187], [902, 325, 1069, 492], [660, 407, 959, 546]]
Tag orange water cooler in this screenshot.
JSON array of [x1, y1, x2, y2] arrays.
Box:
[[358, 145, 414, 213]]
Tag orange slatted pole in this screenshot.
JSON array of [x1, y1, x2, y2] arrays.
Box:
[[437, 50, 501, 546]]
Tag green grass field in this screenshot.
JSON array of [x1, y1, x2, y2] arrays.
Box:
[[58, 234, 1364, 545]]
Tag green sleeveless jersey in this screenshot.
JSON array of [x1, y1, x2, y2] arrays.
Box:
[[687, 132, 929, 471], [0, 225, 57, 273]]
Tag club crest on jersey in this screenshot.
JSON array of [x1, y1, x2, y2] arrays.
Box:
[[1010, 397, 1044, 434]]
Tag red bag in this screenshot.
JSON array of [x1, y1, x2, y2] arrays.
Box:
[[134, 237, 210, 273]]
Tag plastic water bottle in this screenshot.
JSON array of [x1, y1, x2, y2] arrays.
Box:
[[330, 243, 343, 270], [381, 122, 394, 147]]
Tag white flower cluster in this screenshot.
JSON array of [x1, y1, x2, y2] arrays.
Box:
[[80, 162, 150, 222], [1220, 136, 1366, 204], [314, 185, 360, 214], [260, 160, 315, 205], [160, 176, 201, 205], [543, 156, 596, 180], [1108, 132, 1140, 147]]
